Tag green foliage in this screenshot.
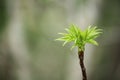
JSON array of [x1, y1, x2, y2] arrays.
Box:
[[56, 24, 102, 51]]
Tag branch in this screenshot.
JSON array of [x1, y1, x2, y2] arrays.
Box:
[[78, 50, 87, 80]]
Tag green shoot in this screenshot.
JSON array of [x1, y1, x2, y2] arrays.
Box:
[[56, 24, 102, 51]]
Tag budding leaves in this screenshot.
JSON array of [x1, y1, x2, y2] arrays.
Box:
[[56, 24, 102, 51]]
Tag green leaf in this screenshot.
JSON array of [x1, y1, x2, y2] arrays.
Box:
[[56, 24, 102, 50], [63, 41, 68, 46], [87, 39, 98, 46], [71, 45, 76, 50]]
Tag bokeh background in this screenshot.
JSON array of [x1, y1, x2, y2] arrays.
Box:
[[0, 0, 120, 80]]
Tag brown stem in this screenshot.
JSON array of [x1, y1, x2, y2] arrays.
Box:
[[78, 50, 87, 80]]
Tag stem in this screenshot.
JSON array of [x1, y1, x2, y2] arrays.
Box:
[[78, 50, 87, 80]]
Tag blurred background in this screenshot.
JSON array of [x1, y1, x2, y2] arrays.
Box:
[[0, 0, 120, 80]]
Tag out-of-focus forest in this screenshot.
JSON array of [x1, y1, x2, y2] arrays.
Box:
[[0, 0, 120, 80]]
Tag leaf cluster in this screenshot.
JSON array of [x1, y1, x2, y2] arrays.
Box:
[[56, 24, 102, 51]]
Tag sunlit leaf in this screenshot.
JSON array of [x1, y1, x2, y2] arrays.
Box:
[[87, 39, 98, 46], [56, 24, 102, 51]]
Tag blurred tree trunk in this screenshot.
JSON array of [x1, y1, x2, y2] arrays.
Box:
[[0, 0, 33, 80], [6, 0, 32, 80], [0, 0, 15, 80]]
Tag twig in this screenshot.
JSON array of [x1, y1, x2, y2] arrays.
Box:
[[78, 50, 87, 80]]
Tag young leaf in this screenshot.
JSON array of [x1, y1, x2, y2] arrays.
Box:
[[56, 24, 102, 51], [87, 39, 98, 46]]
